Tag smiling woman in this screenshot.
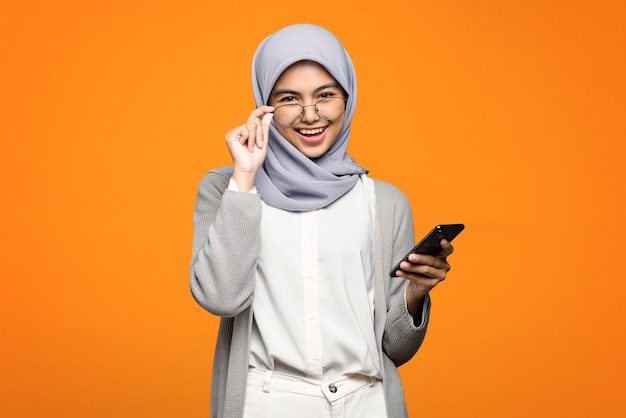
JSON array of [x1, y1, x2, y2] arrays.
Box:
[[189, 23, 457, 418]]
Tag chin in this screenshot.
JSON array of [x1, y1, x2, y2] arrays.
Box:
[[299, 144, 332, 159]]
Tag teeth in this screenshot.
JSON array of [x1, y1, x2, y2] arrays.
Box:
[[298, 127, 325, 135]]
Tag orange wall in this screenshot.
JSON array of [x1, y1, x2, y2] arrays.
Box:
[[1, 1, 625, 417]]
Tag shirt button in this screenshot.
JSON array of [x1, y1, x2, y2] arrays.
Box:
[[328, 384, 337, 393]]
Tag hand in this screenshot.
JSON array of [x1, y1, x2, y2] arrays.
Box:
[[224, 106, 274, 191], [395, 239, 454, 318]]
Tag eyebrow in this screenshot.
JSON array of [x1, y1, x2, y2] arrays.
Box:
[[271, 83, 342, 98]]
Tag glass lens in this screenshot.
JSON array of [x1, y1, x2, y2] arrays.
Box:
[[274, 103, 303, 127], [316, 97, 346, 121]]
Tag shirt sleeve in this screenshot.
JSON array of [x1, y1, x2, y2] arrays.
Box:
[[228, 178, 258, 194]]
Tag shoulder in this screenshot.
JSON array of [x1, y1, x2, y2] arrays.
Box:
[[370, 178, 411, 210], [193, 171, 231, 216], [371, 178, 405, 198], [197, 171, 230, 196]]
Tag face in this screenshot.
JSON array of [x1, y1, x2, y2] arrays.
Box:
[[269, 61, 346, 159]]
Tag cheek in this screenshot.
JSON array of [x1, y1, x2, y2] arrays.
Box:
[[329, 119, 345, 140], [274, 124, 291, 139]]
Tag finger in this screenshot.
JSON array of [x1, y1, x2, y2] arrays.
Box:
[[244, 115, 260, 151], [399, 261, 447, 280], [255, 119, 263, 149], [245, 121, 258, 152], [439, 239, 454, 257], [407, 253, 443, 267], [247, 105, 275, 122], [239, 106, 275, 151], [397, 268, 445, 286], [259, 112, 274, 148], [238, 124, 250, 145], [226, 124, 248, 145]]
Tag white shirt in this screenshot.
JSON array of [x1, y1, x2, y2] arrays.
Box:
[[239, 175, 381, 382]]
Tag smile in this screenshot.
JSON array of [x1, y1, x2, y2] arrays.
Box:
[[298, 127, 325, 135]]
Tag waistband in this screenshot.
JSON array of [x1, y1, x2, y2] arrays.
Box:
[[247, 368, 380, 403]]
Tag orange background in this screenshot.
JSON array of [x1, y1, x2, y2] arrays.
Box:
[[1, 1, 625, 417]]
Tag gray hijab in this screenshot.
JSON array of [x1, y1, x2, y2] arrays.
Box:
[[215, 23, 367, 211]]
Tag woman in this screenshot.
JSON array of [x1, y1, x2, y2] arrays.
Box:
[[190, 23, 453, 418]]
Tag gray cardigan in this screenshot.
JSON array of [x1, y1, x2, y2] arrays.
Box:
[[190, 172, 431, 417]]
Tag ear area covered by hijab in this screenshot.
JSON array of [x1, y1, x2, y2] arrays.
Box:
[[214, 23, 368, 212]]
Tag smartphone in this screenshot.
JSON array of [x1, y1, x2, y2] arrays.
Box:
[[390, 224, 465, 276]]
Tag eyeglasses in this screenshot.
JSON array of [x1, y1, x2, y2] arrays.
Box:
[[272, 97, 347, 127]]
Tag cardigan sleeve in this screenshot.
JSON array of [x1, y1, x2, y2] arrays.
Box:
[[189, 171, 263, 317], [375, 180, 431, 367]]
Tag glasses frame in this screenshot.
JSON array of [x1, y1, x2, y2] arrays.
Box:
[[272, 96, 348, 127]]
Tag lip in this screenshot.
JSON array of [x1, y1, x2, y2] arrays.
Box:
[[294, 126, 328, 145]]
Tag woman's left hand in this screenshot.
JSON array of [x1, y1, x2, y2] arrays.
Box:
[[396, 239, 454, 299]]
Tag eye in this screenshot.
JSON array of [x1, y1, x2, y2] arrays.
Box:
[[278, 96, 298, 103], [318, 89, 344, 100]]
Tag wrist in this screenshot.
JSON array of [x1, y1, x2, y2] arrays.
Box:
[[406, 287, 426, 324], [231, 170, 256, 192]]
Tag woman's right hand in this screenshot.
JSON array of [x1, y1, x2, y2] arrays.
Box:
[[224, 105, 274, 191]]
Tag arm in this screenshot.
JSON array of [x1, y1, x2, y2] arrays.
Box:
[[376, 181, 432, 366], [381, 185, 455, 366], [189, 172, 262, 317], [402, 238, 452, 324], [189, 106, 274, 317], [384, 237, 453, 364]]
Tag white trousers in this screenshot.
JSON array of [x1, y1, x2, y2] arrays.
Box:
[[243, 369, 387, 418]]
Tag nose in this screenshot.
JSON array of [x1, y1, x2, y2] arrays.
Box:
[[301, 103, 320, 123]]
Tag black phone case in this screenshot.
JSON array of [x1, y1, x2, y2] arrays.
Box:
[[390, 224, 465, 276]]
